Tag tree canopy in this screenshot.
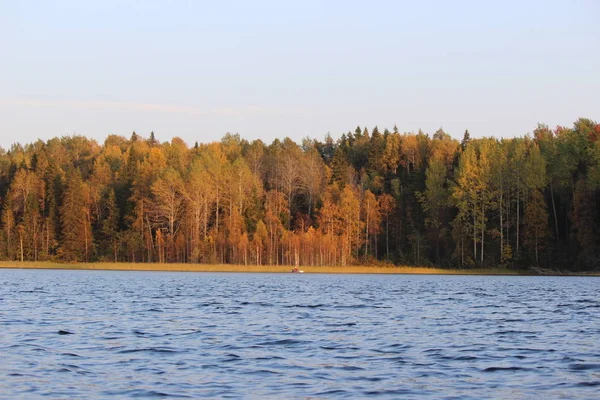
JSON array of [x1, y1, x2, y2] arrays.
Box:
[[1, 119, 598, 271]]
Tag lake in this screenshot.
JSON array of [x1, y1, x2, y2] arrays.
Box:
[[1, 270, 599, 398]]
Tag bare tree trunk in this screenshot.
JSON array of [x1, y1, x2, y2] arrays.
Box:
[[215, 186, 220, 233], [500, 185, 504, 261], [141, 202, 146, 263], [365, 199, 370, 257], [32, 220, 38, 262], [473, 209, 477, 260], [19, 231, 24, 263], [146, 215, 153, 263], [84, 221, 89, 263], [550, 182, 559, 241], [288, 187, 293, 229], [516, 190, 520, 254], [386, 215, 389, 261], [45, 222, 50, 257], [195, 201, 201, 259], [481, 203, 485, 264], [461, 232, 464, 267], [505, 186, 510, 251]]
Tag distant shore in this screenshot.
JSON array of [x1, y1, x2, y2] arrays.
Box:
[[1, 261, 598, 276]]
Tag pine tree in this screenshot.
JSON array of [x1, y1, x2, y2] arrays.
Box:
[[419, 156, 450, 265], [100, 189, 119, 261], [461, 130, 471, 151], [148, 131, 157, 146]]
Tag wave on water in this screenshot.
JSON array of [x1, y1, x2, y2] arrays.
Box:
[[1, 270, 600, 398]]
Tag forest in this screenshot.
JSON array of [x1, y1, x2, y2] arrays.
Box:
[[0, 118, 598, 271]]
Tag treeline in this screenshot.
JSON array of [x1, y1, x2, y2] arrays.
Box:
[[0, 118, 599, 270]]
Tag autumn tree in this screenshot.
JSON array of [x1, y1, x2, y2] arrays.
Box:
[[339, 185, 362, 265], [419, 157, 450, 265], [0, 118, 596, 271], [272, 139, 303, 227], [378, 193, 395, 262], [300, 146, 326, 216], [150, 167, 185, 262], [183, 158, 214, 262], [361, 190, 381, 258], [60, 170, 93, 262], [7, 169, 45, 261]]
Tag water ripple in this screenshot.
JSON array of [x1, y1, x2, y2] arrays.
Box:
[[1, 270, 599, 398]]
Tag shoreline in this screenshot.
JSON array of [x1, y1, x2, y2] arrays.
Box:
[[0, 261, 598, 276]]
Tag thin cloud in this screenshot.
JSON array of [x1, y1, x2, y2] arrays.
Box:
[[0, 99, 310, 117]]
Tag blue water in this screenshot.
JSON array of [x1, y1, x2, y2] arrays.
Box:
[[1, 270, 599, 399]]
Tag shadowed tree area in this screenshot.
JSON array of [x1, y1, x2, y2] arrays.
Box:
[[0, 119, 598, 271]]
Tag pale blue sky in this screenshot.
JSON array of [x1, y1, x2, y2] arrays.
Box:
[[1, 0, 598, 148]]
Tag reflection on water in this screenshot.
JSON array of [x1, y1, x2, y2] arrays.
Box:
[[1, 270, 599, 398]]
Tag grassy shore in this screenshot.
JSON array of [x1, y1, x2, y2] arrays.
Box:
[[1, 261, 598, 275], [0, 260, 550, 275]]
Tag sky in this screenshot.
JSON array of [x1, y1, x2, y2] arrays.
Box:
[[0, 0, 598, 149]]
